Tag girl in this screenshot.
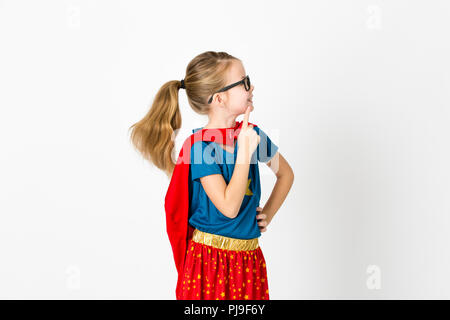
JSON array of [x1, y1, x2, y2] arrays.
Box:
[[130, 51, 294, 300]]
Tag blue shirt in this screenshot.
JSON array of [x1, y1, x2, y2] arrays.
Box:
[[188, 126, 279, 239]]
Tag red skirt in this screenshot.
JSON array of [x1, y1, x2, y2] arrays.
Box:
[[178, 229, 269, 300]]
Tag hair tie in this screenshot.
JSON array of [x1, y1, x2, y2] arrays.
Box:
[[180, 79, 185, 89]]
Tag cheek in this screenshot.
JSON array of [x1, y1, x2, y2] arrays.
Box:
[[231, 103, 248, 114], [227, 93, 249, 113]]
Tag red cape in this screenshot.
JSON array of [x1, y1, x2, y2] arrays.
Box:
[[164, 120, 258, 299]]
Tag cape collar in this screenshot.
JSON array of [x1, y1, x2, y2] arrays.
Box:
[[192, 121, 243, 146]]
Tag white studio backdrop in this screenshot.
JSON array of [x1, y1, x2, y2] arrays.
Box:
[[0, 0, 449, 299]]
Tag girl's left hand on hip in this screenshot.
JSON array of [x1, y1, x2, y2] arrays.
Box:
[[256, 206, 268, 232]]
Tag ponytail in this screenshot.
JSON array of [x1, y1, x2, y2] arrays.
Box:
[[129, 80, 184, 178]]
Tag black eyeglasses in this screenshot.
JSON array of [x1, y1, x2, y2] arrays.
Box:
[[207, 75, 251, 104]]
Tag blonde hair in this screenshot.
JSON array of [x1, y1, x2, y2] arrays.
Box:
[[129, 51, 240, 178]]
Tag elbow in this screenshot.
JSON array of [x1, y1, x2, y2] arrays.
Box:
[[226, 205, 240, 219], [220, 199, 239, 219], [288, 171, 295, 185], [221, 208, 239, 219], [218, 194, 239, 219], [222, 190, 240, 219], [278, 168, 294, 182]]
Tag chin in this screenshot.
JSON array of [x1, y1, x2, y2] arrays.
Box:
[[242, 104, 254, 112], [246, 104, 254, 112], [233, 105, 254, 116]]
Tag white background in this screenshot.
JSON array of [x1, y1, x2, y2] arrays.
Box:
[[1, 0, 449, 299]]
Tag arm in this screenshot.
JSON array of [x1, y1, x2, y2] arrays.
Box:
[[258, 151, 294, 226], [199, 147, 251, 219]]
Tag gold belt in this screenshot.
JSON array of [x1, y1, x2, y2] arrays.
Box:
[[191, 229, 259, 251]]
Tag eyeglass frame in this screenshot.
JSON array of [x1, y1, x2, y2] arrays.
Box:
[[207, 75, 251, 104]]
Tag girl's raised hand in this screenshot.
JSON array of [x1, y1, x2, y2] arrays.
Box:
[[237, 106, 260, 162]]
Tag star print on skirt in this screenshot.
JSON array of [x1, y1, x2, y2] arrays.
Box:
[[178, 229, 269, 300]]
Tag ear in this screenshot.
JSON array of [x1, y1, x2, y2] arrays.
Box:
[[210, 93, 220, 104], [217, 93, 225, 104]]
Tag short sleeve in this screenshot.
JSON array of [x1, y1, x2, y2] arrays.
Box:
[[190, 141, 222, 181], [255, 126, 279, 163]]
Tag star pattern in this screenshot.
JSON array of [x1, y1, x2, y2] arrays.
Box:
[[245, 178, 253, 196], [179, 239, 269, 300]]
